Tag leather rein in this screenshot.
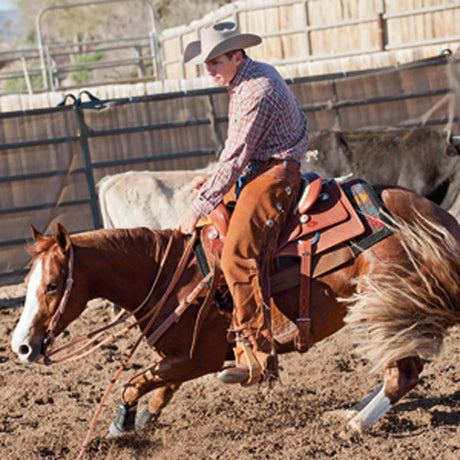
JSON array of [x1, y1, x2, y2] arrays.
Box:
[[41, 229, 215, 458], [42, 230, 208, 364]]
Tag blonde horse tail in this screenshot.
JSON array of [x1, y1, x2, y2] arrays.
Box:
[[344, 211, 460, 372]]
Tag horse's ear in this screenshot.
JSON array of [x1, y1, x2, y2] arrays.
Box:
[[30, 224, 43, 242], [55, 223, 71, 252]]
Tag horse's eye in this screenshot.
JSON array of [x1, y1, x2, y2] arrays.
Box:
[[45, 283, 58, 294]]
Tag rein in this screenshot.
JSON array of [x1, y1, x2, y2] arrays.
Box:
[[79, 266, 212, 458], [78, 230, 211, 457], [40, 229, 212, 458], [44, 229, 180, 365]]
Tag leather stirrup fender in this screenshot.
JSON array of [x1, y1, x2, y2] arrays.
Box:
[[295, 234, 317, 352]]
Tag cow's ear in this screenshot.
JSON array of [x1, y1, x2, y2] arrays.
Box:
[[55, 223, 71, 252], [30, 224, 44, 242]]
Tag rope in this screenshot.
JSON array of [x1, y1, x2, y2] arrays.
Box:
[[78, 267, 211, 457]]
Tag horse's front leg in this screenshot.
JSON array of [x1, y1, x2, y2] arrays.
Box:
[[135, 382, 181, 431], [109, 355, 205, 437], [348, 355, 423, 431]]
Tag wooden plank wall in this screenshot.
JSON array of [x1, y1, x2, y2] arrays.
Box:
[[162, 0, 460, 80], [0, 52, 458, 286]]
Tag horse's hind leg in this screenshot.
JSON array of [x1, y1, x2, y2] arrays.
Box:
[[342, 382, 384, 419], [349, 356, 423, 432]]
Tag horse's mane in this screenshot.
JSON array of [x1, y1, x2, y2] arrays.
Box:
[[28, 227, 177, 260], [71, 227, 177, 258], [344, 212, 460, 372]]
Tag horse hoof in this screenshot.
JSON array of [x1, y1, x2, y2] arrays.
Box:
[[135, 405, 158, 430], [109, 421, 128, 437], [323, 408, 358, 422], [108, 401, 137, 437]]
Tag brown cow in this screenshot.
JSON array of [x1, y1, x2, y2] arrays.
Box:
[[303, 128, 460, 213]]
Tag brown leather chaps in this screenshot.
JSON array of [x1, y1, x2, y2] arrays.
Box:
[[221, 160, 301, 375]]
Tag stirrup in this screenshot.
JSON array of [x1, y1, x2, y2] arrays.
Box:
[[216, 362, 251, 384], [216, 340, 262, 386]]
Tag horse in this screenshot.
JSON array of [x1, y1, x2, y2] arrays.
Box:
[[10, 181, 460, 451]]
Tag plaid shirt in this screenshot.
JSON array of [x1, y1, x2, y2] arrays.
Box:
[[191, 57, 309, 218]]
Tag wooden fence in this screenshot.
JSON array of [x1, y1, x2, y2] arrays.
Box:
[[0, 51, 459, 286], [2, 0, 460, 112]]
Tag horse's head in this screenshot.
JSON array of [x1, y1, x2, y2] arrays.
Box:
[[11, 223, 80, 364]]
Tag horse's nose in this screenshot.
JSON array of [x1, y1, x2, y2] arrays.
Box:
[[18, 343, 32, 357], [15, 341, 37, 363]]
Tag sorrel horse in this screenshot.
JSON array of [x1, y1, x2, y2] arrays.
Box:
[[11, 183, 460, 450]]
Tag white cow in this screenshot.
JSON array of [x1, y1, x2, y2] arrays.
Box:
[[97, 164, 215, 230], [96, 158, 351, 233]]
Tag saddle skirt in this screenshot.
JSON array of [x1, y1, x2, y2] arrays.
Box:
[[195, 174, 391, 351]]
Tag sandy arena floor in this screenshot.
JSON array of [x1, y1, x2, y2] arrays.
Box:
[[1, 282, 459, 459]]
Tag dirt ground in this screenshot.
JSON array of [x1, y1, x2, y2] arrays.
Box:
[[1, 282, 459, 460]]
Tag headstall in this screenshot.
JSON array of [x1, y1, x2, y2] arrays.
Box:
[[44, 243, 75, 348]]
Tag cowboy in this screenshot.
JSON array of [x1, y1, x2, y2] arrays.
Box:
[[176, 21, 308, 385]]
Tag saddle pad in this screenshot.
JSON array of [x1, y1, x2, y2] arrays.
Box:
[[342, 179, 393, 254]]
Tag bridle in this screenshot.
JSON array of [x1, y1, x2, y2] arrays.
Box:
[[42, 230, 206, 364], [43, 242, 75, 350]]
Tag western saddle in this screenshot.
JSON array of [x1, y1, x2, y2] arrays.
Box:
[[197, 172, 367, 352]]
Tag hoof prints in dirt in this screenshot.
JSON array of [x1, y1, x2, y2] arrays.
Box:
[[1, 286, 459, 459]]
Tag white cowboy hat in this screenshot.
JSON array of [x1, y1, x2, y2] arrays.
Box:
[[184, 21, 262, 64]]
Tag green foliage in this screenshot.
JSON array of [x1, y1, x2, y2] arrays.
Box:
[[2, 73, 44, 93], [69, 50, 105, 85]]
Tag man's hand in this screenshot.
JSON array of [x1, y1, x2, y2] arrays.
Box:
[[191, 175, 210, 191], [175, 207, 200, 235]]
